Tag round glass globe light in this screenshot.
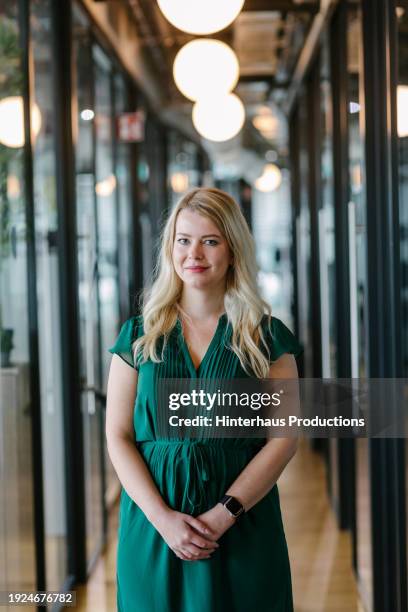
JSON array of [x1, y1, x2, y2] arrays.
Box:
[[173, 39, 239, 101], [0, 96, 41, 148], [157, 0, 245, 35], [192, 93, 245, 142]]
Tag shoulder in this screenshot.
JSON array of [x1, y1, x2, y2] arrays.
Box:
[[117, 314, 145, 342], [259, 314, 303, 361]]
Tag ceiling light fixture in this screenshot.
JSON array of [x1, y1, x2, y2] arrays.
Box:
[[173, 39, 239, 101], [157, 0, 245, 35], [192, 93, 245, 142]]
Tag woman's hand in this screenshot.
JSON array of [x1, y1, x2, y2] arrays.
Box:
[[196, 503, 236, 541], [152, 508, 220, 561]]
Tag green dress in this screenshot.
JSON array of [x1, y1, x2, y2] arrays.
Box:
[[108, 313, 302, 612]]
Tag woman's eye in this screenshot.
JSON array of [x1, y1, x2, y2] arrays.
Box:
[[177, 238, 189, 245], [204, 239, 218, 246]]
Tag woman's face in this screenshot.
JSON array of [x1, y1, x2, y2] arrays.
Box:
[[173, 209, 233, 290]]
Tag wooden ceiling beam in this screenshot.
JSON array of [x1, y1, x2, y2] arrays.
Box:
[[243, 0, 319, 13], [238, 74, 290, 88], [93, 0, 320, 12]]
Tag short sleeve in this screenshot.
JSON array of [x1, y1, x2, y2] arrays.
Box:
[[108, 316, 143, 369], [262, 315, 303, 362]]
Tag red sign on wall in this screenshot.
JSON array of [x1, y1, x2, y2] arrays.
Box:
[[117, 110, 145, 143]]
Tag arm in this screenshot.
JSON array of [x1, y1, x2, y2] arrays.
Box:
[[106, 355, 219, 560], [197, 353, 299, 536]]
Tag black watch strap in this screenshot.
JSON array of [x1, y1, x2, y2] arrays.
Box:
[[220, 495, 245, 519]]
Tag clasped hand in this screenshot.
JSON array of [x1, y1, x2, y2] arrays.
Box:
[[154, 504, 236, 561]]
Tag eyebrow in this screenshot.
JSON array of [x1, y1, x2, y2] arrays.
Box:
[[176, 232, 221, 238]]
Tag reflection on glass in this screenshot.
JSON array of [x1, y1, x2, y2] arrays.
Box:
[[253, 169, 294, 328], [31, 0, 68, 591], [0, 1, 36, 597], [319, 32, 337, 378], [94, 46, 120, 392], [115, 73, 133, 319], [73, 6, 105, 567], [103, 72, 133, 507], [167, 131, 200, 208], [297, 86, 313, 377], [347, 4, 372, 610], [396, 1, 408, 590], [347, 7, 367, 380], [398, 1, 408, 375]]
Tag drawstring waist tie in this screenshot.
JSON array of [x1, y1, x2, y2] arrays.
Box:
[[137, 439, 264, 514]]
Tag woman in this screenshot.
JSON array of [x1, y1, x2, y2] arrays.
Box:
[[106, 187, 302, 612]]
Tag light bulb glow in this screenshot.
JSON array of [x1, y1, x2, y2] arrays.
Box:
[[349, 101, 361, 114], [255, 164, 282, 192], [173, 39, 239, 101], [95, 174, 117, 197], [397, 85, 408, 137], [7, 175, 21, 199], [192, 93, 245, 142], [157, 0, 245, 35], [252, 115, 278, 133], [171, 172, 189, 193], [81, 108, 94, 121], [0, 96, 42, 148], [265, 150, 278, 162]]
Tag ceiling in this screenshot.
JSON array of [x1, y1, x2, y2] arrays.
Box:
[[96, 0, 319, 179], [125, 0, 316, 100]]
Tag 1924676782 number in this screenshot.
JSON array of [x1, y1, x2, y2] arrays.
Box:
[[1, 591, 76, 606]]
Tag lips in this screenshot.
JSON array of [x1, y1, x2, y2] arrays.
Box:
[[185, 266, 209, 272]]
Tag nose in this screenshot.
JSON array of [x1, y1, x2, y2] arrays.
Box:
[[187, 241, 203, 260]]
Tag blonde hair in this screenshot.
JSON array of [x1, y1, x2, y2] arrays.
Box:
[[133, 187, 272, 377]]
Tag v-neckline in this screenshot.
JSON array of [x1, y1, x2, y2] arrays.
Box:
[[177, 313, 227, 378]]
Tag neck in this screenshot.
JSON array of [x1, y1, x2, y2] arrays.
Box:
[[178, 286, 226, 321]]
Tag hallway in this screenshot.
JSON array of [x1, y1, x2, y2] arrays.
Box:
[[76, 440, 362, 612], [2, 2, 407, 609]]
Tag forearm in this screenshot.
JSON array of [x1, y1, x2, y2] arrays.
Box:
[[225, 438, 298, 512], [107, 435, 169, 525]]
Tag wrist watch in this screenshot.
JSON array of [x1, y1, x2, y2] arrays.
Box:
[[219, 495, 245, 519]]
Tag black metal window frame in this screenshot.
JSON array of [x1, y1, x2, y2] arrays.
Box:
[[18, 0, 46, 598], [361, 1, 406, 611]]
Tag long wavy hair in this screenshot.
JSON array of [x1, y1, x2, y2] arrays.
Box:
[[133, 187, 273, 377]]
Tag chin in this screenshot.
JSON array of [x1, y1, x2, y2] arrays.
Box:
[[185, 278, 212, 289], [182, 274, 215, 289]]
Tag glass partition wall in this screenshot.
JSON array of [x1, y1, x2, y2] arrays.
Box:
[[294, 84, 314, 378], [346, 4, 371, 610], [72, 4, 136, 569], [0, 2, 37, 598], [319, 33, 337, 379], [31, 0, 68, 593]]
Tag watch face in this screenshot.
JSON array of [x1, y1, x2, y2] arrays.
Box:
[[225, 497, 243, 516]]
